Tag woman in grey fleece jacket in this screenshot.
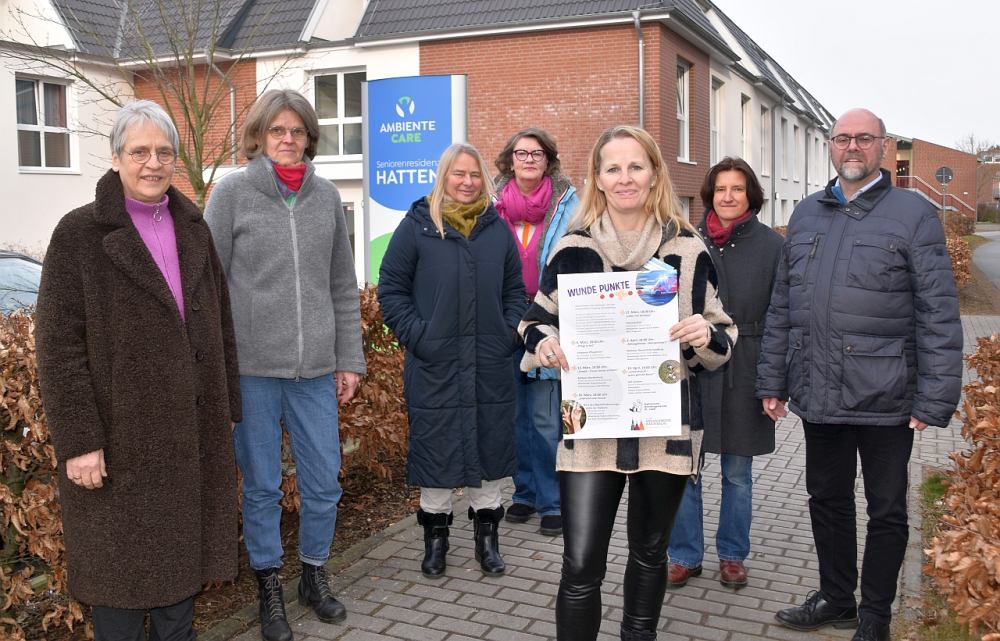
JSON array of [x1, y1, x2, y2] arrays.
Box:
[[204, 90, 365, 641]]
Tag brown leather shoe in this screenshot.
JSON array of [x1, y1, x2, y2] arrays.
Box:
[[666, 563, 701, 588], [719, 560, 748, 588]]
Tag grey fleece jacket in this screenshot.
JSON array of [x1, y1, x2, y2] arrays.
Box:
[[204, 156, 366, 379]]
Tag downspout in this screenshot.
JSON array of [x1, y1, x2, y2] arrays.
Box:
[[804, 124, 811, 200], [771, 101, 779, 227], [208, 56, 238, 166], [633, 9, 644, 129]]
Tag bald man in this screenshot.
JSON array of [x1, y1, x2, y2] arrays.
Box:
[[755, 108, 962, 641]]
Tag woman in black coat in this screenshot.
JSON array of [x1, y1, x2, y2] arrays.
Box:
[[377, 143, 526, 580], [667, 157, 783, 591]]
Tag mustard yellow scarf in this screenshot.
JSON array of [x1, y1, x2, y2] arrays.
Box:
[[441, 195, 489, 238]]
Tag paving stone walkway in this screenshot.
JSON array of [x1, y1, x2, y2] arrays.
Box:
[[214, 315, 1000, 641]]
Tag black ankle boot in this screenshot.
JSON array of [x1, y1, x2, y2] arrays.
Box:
[[469, 506, 506, 576], [417, 509, 452, 578], [620, 625, 657, 641], [298, 562, 346, 623], [254, 568, 292, 641]]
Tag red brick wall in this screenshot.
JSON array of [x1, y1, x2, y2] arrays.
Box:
[[134, 59, 258, 202], [420, 22, 710, 222], [910, 139, 977, 218], [881, 137, 897, 181]]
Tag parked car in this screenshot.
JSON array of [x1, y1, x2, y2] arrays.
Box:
[[0, 250, 42, 314]]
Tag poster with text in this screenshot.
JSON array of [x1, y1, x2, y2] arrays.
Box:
[[557, 269, 682, 439]]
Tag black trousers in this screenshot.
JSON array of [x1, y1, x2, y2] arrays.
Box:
[[92, 597, 196, 641], [556, 469, 687, 641], [803, 421, 914, 624]]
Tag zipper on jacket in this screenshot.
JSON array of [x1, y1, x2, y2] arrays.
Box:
[[288, 205, 304, 379], [809, 235, 820, 258]]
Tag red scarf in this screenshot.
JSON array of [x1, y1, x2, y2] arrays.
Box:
[[705, 209, 754, 246], [272, 162, 306, 193]]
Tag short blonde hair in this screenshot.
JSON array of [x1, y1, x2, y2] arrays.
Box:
[[427, 143, 495, 237], [241, 89, 320, 160], [570, 125, 693, 235]]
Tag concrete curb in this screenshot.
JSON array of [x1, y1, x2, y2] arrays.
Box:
[[200, 513, 419, 641]]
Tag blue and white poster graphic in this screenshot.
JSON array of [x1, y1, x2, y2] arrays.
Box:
[[363, 75, 467, 280]]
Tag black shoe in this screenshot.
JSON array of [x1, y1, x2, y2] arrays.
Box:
[[620, 625, 658, 641], [852, 617, 890, 641], [775, 591, 858, 631], [417, 509, 452, 578], [505, 503, 536, 523], [254, 568, 292, 641], [469, 506, 506, 576], [539, 514, 562, 536], [298, 563, 346, 624]]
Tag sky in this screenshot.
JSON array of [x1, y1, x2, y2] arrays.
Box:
[[711, 0, 998, 151]]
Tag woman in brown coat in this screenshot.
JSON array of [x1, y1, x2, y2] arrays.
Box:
[[35, 100, 241, 641]]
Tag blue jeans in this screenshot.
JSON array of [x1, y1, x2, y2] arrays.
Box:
[[668, 453, 752, 568], [234, 375, 343, 570], [511, 359, 561, 516]]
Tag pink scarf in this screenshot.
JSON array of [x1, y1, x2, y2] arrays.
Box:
[[495, 175, 552, 224], [705, 208, 754, 247], [496, 176, 553, 297]]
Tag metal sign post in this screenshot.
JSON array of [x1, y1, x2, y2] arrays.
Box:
[[935, 166, 953, 228]]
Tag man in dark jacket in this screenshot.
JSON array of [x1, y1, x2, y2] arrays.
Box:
[[756, 108, 962, 641]]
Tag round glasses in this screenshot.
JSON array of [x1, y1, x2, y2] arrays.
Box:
[[268, 126, 308, 140], [127, 149, 176, 164], [830, 134, 883, 150], [513, 149, 546, 162]]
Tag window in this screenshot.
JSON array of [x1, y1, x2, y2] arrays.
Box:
[[780, 117, 789, 178], [676, 61, 690, 161], [710, 78, 723, 164], [16, 78, 71, 169], [314, 71, 365, 157], [740, 94, 751, 160], [760, 106, 771, 176], [679, 197, 691, 222], [792, 124, 800, 181]]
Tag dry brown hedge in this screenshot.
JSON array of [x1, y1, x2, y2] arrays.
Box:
[[0, 284, 406, 640], [924, 333, 1000, 640]]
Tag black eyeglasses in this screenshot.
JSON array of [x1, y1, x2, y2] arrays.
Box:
[[830, 134, 884, 150], [127, 149, 176, 164], [268, 126, 308, 140], [513, 149, 546, 162]]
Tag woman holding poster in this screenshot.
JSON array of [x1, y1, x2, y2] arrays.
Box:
[[667, 157, 783, 591], [378, 143, 526, 580], [493, 127, 579, 537], [518, 125, 735, 641]]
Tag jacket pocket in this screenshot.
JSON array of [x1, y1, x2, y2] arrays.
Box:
[[785, 327, 805, 402], [840, 333, 908, 412], [787, 233, 821, 287], [846, 236, 909, 292]]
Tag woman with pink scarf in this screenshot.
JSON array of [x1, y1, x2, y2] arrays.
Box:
[[493, 128, 578, 537]]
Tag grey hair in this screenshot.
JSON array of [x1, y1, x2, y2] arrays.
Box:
[[109, 100, 180, 157]]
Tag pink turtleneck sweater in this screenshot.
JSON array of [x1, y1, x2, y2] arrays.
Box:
[[125, 195, 185, 321]]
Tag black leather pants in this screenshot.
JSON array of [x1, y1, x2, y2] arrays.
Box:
[[556, 470, 688, 641]]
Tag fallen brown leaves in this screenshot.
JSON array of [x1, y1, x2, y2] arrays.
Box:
[[924, 333, 1000, 638], [1, 286, 409, 640]]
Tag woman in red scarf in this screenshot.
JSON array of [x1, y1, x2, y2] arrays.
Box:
[[492, 128, 579, 537], [667, 157, 783, 591]]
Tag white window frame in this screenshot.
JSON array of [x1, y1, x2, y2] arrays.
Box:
[[792, 124, 800, 181], [781, 117, 789, 179], [676, 61, 691, 162], [312, 69, 365, 160], [760, 106, 771, 176], [710, 77, 724, 165], [16, 76, 75, 173], [740, 94, 751, 161]]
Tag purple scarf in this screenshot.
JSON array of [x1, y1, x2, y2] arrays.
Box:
[[496, 176, 553, 297]]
